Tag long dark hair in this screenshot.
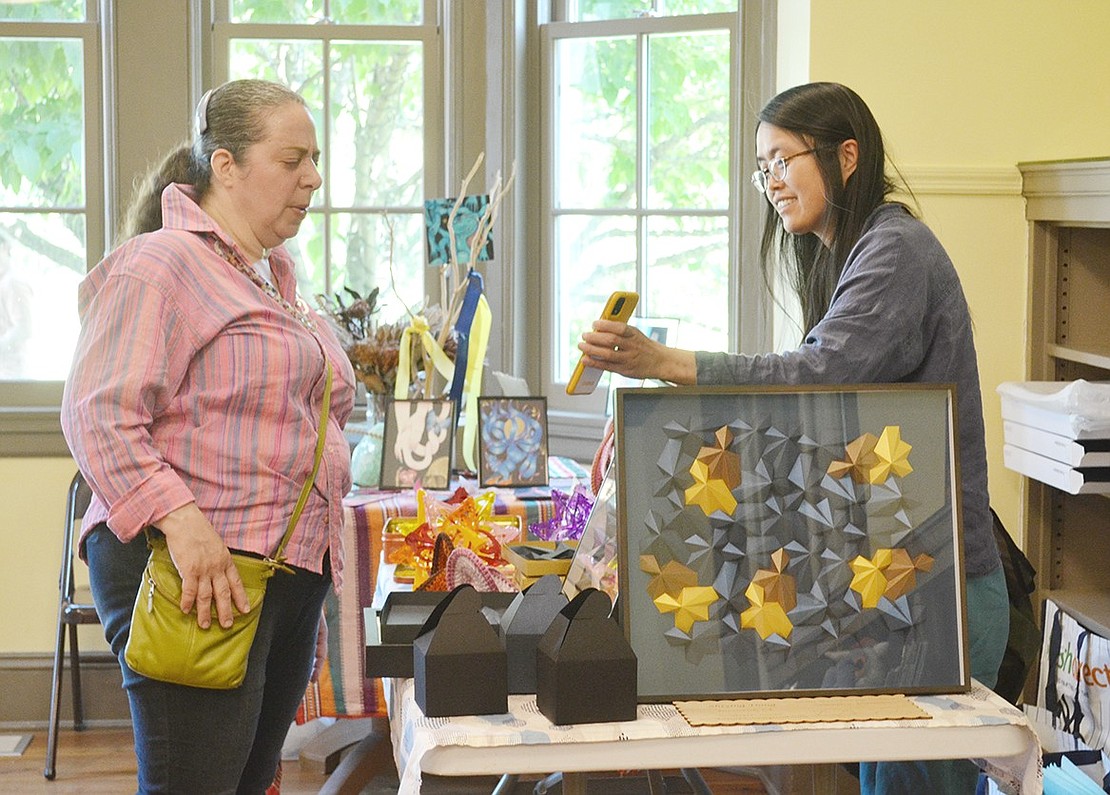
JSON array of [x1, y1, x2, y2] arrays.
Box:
[[757, 82, 905, 336], [119, 79, 305, 240]]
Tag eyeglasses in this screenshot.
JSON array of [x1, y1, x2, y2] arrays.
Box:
[[750, 148, 821, 194]]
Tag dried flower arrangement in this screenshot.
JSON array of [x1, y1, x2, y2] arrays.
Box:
[[317, 152, 514, 432], [316, 285, 457, 398]]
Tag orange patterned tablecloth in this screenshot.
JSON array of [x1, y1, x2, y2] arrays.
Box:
[[299, 460, 585, 720]]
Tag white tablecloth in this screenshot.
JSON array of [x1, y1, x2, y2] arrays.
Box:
[[389, 679, 1042, 794]]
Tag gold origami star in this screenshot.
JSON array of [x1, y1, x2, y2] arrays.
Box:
[[882, 549, 936, 601], [749, 549, 797, 612], [646, 559, 699, 601], [740, 580, 794, 640], [828, 432, 880, 483], [685, 458, 738, 516], [867, 425, 913, 484], [695, 426, 742, 488], [655, 585, 719, 633], [849, 549, 894, 608]]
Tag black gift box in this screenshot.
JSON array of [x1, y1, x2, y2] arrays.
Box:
[[535, 588, 637, 725], [413, 584, 509, 717], [365, 590, 516, 679], [499, 574, 569, 693]]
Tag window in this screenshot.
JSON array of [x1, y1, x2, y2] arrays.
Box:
[[540, 1, 772, 416], [212, 0, 443, 322], [0, 0, 102, 382], [0, 0, 102, 455]]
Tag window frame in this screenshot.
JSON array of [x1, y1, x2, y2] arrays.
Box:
[[536, 3, 776, 455], [0, 8, 106, 457], [209, 0, 446, 309]]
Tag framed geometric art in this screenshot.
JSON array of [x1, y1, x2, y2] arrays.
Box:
[[380, 399, 455, 490], [476, 396, 549, 488], [615, 384, 968, 701]]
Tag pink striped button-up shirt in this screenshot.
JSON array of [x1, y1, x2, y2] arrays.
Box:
[[61, 184, 356, 588]]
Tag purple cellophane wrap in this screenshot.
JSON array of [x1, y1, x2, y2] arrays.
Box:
[[529, 484, 594, 541]]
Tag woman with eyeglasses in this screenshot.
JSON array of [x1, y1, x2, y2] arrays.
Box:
[[577, 81, 1007, 794]]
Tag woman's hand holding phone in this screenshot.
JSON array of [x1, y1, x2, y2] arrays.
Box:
[[565, 291, 639, 395]]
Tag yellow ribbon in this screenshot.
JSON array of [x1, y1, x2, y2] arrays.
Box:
[[394, 315, 456, 400], [459, 295, 492, 472]]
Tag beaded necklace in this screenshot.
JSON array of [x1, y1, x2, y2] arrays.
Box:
[[209, 234, 317, 332]]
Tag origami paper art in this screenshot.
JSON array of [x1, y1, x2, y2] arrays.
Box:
[[848, 547, 933, 608], [848, 550, 893, 608], [828, 432, 880, 483], [741, 580, 794, 640], [871, 425, 913, 482], [753, 549, 797, 612], [685, 458, 738, 516], [882, 548, 934, 601], [655, 585, 720, 633], [644, 558, 699, 601], [695, 426, 742, 486], [616, 384, 966, 701]]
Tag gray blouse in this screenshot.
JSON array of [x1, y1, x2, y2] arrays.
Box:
[[696, 203, 1000, 577]]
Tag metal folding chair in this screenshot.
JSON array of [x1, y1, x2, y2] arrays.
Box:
[[44, 471, 98, 780]]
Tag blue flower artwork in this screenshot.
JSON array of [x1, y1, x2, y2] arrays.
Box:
[[477, 397, 549, 488], [424, 194, 494, 266]]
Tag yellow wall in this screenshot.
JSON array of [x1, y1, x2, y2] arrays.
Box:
[[6, 3, 1110, 655], [0, 458, 109, 653], [808, 0, 1110, 542]]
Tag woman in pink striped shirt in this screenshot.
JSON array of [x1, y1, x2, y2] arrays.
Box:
[[62, 79, 356, 793]]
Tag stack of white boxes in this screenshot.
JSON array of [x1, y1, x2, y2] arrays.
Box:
[[999, 381, 1110, 494]]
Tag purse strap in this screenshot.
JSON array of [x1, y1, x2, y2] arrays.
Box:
[[269, 360, 333, 566]]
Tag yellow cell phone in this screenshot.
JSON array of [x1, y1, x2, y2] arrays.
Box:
[[566, 290, 639, 396]]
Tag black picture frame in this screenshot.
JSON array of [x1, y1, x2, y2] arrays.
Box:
[[476, 396, 549, 488], [379, 398, 455, 490]]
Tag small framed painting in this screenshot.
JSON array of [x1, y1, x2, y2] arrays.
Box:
[[380, 399, 455, 490], [477, 396, 549, 488], [616, 384, 968, 702]]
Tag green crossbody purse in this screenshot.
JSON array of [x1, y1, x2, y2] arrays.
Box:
[[123, 363, 332, 690]]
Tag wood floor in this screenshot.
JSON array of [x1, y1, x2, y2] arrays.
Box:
[[1, 725, 774, 794]]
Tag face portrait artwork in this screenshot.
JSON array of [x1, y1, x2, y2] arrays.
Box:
[[477, 397, 549, 488], [380, 399, 455, 490]]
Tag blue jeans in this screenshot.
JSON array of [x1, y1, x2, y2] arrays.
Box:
[[85, 523, 331, 795], [859, 566, 1010, 794]]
